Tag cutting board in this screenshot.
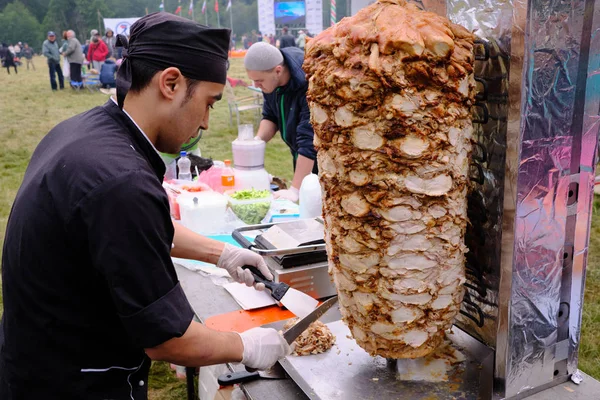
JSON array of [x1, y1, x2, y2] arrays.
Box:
[[205, 306, 295, 333]]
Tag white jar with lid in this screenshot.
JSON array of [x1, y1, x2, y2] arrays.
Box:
[[177, 191, 228, 235], [299, 174, 323, 219]]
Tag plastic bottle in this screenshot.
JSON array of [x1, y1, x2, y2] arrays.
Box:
[[221, 159, 236, 190], [299, 174, 323, 219], [177, 151, 192, 181]]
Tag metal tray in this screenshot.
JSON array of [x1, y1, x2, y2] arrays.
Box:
[[263, 306, 494, 400], [233, 220, 327, 257]]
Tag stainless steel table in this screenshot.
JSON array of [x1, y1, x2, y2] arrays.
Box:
[[175, 264, 600, 400]]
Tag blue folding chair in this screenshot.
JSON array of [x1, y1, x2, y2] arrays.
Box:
[[83, 73, 102, 92]]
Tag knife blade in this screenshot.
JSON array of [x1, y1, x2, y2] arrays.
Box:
[[282, 295, 338, 344], [242, 265, 319, 318]]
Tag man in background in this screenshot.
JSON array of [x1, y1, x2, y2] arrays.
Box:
[[63, 30, 84, 86], [278, 26, 296, 49], [296, 30, 306, 50], [21, 43, 34, 70], [42, 31, 63, 89], [244, 42, 317, 202]]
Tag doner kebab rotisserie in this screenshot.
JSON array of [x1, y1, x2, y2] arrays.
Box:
[[303, 0, 476, 358]]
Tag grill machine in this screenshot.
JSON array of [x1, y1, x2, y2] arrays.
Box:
[[232, 0, 600, 397]]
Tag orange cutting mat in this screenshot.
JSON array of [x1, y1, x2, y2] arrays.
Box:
[[205, 306, 295, 332]]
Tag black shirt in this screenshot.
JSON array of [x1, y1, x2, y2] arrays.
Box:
[[0, 100, 194, 399]]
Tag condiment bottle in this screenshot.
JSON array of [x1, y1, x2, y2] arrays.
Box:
[[221, 159, 235, 189]]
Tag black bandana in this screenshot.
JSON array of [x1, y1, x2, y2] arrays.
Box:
[[116, 12, 230, 109]]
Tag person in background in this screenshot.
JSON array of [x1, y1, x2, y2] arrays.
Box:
[[58, 31, 70, 80], [296, 30, 306, 50], [244, 42, 317, 202], [103, 28, 116, 59], [22, 43, 34, 70], [42, 31, 64, 90], [0, 43, 18, 74], [63, 30, 84, 87], [0, 12, 290, 399], [257, 31, 263, 43], [278, 26, 296, 49], [87, 31, 108, 71], [242, 34, 249, 49], [82, 39, 90, 58], [13, 42, 21, 58], [99, 57, 117, 88], [230, 33, 237, 50], [7, 43, 14, 56]]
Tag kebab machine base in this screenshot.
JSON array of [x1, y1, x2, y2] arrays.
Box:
[[233, 219, 337, 301], [260, 305, 494, 400]]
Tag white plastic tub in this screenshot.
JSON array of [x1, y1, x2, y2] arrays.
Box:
[[177, 191, 228, 235]]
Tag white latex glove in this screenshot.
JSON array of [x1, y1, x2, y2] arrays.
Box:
[[217, 243, 273, 291], [237, 327, 292, 370], [273, 187, 299, 202]]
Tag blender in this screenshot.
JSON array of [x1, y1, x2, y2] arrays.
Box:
[[231, 124, 271, 191]]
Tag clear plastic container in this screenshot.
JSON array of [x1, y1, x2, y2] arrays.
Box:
[[226, 192, 273, 225]]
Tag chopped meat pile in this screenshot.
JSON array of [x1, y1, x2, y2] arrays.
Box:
[[303, 0, 476, 359], [283, 319, 336, 356]]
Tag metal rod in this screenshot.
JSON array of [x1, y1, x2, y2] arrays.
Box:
[[186, 367, 196, 400]]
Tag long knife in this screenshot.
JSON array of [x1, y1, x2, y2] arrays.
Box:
[[282, 296, 339, 344], [246, 295, 339, 372]]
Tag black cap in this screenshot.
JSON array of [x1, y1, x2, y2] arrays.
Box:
[[115, 12, 231, 109]]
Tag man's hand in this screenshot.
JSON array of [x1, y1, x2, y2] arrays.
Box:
[[273, 187, 299, 202], [237, 327, 292, 370], [217, 244, 273, 290]]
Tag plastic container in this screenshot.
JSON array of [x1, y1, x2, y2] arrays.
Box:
[[226, 191, 273, 225], [177, 191, 228, 234], [177, 151, 192, 181], [299, 174, 323, 219], [221, 160, 235, 189]]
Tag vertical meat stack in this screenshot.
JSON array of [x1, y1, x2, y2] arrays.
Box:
[[303, 0, 476, 358]]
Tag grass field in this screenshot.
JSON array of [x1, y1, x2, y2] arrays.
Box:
[[0, 57, 598, 398]]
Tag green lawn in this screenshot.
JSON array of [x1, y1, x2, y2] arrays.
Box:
[[0, 57, 599, 399]]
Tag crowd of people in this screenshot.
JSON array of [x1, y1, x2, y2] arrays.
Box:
[[2, 23, 310, 85], [238, 26, 311, 51], [0, 42, 35, 74], [0, 29, 119, 92]]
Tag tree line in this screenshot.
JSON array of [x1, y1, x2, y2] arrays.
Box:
[[0, 0, 350, 52]]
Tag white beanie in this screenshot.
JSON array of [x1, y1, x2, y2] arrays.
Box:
[[244, 42, 284, 71]]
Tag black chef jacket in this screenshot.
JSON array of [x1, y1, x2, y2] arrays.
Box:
[[0, 100, 195, 399]]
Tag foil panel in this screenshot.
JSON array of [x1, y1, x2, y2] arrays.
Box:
[[505, 0, 600, 395], [567, 0, 600, 373]]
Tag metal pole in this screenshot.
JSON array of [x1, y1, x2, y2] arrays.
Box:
[[229, 5, 233, 32], [217, 2, 221, 28]]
